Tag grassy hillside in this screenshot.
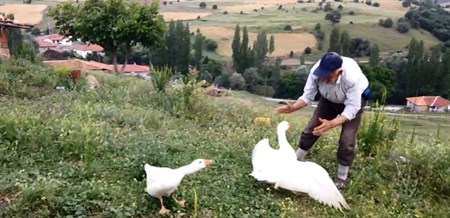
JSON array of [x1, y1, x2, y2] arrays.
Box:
[[1, 60, 449, 217]]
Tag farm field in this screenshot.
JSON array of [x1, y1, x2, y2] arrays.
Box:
[[1, 0, 442, 58]]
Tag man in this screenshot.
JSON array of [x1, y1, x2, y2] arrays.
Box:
[[275, 52, 370, 189]]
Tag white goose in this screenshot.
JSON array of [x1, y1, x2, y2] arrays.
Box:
[[250, 121, 296, 183], [274, 161, 351, 211], [251, 121, 351, 211], [144, 159, 213, 214]]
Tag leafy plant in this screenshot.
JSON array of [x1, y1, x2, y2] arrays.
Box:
[[151, 66, 172, 93]]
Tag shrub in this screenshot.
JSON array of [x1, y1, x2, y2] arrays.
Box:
[[349, 10, 355, 15], [30, 27, 41, 36], [402, 0, 411, 7], [304, 47, 312, 54], [283, 25, 292, 31], [372, 2, 380, 7], [379, 18, 393, 28], [396, 21, 410, 33], [151, 66, 172, 93], [205, 39, 218, 52], [0, 58, 71, 99], [228, 72, 245, 90], [199, 2, 206, 8], [365, 0, 372, 5], [212, 4, 218, 9]]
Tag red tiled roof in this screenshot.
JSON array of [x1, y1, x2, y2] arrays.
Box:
[[35, 38, 57, 48], [35, 34, 66, 41], [406, 96, 450, 108], [0, 19, 33, 29], [74, 44, 104, 52]]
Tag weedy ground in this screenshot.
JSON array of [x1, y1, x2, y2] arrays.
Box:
[[0, 60, 449, 217]]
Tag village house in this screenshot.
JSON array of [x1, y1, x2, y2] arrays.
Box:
[[0, 17, 33, 58], [405, 96, 450, 112]]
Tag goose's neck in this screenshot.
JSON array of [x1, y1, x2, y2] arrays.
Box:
[[176, 164, 200, 176], [277, 128, 288, 147]]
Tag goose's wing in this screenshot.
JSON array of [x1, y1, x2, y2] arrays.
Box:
[[251, 138, 276, 170], [250, 138, 281, 182], [144, 164, 182, 196], [275, 161, 350, 211], [301, 162, 350, 211]]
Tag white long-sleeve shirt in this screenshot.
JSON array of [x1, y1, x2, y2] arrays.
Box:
[[299, 57, 369, 121]]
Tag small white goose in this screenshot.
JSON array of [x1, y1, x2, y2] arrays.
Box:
[[250, 121, 296, 183], [144, 159, 213, 214], [274, 161, 351, 211]]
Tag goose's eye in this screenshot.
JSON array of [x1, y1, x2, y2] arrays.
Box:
[[198, 161, 202, 164]]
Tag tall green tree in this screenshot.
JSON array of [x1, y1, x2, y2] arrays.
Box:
[[239, 26, 250, 73], [437, 49, 450, 98], [253, 30, 268, 69], [369, 43, 380, 66], [193, 32, 205, 70], [49, 0, 166, 74], [328, 27, 341, 53], [404, 38, 424, 96], [231, 25, 241, 70], [339, 30, 351, 56], [269, 35, 275, 55]]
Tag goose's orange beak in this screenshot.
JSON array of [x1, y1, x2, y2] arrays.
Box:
[[204, 159, 213, 166]]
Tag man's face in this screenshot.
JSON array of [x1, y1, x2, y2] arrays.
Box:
[[322, 68, 342, 84]]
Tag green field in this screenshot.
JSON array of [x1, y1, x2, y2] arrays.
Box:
[[1, 66, 449, 217]]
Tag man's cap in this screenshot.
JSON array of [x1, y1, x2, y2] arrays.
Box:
[[313, 52, 343, 77]]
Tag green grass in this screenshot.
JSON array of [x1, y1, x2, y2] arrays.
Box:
[[1, 62, 449, 217]]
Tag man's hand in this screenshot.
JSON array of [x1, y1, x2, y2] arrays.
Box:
[[313, 118, 334, 136], [313, 115, 349, 136], [275, 102, 295, 115]]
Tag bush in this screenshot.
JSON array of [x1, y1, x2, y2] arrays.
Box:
[[304, 46, 312, 54], [199, 2, 206, 8], [212, 4, 218, 9], [205, 39, 218, 52], [379, 18, 393, 28], [228, 72, 245, 90], [30, 27, 41, 36], [365, 0, 372, 5], [397, 21, 411, 33], [150, 66, 172, 93], [283, 25, 292, 31], [402, 0, 411, 7], [372, 2, 380, 7], [349, 10, 355, 15], [0, 59, 72, 99]]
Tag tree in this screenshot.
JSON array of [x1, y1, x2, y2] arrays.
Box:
[[253, 30, 268, 69], [229, 72, 246, 90], [48, 0, 165, 74], [199, 2, 207, 8], [231, 25, 241, 71], [239, 26, 250, 73], [193, 33, 205, 70], [243, 67, 260, 91], [325, 10, 341, 25], [339, 30, 351, 56], [269, 35, 275, 55], [328, 27, 341, 53], [360, 64, 397, 101], [369, 43, 380, 66]]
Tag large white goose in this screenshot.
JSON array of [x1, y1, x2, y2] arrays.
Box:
[[251, 121, 351, 211], [274, 161, 351, 211], [144, 159, 213, 214], [250, 121, 296, 183]]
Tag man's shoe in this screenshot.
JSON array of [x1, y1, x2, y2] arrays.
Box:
[[334, 177, 347, 190]]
